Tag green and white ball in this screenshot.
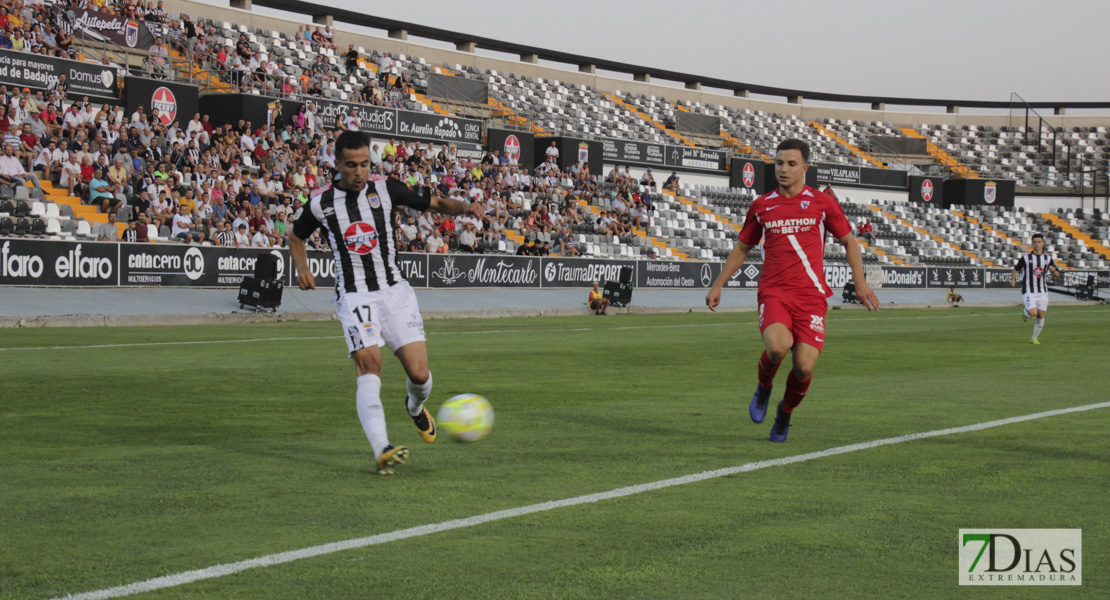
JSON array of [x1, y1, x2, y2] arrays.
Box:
[[438, 393, 494, 442]]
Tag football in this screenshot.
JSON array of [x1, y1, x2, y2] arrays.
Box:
[[437, 393, 494, 442]]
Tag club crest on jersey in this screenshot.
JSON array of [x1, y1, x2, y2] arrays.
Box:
[[800, 200, 811, 210], [344, 221, 379, 254], [367, 193, 381, 209]]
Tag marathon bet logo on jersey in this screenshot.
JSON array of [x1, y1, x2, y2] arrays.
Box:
[[959, 529, 1080, 585]]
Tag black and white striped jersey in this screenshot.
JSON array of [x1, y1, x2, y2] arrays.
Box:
[[1013, 252, 1057, 294], [293, 175, 429, 295]]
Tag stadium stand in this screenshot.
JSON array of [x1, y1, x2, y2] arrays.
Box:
[[0, 0, 1107, 272]]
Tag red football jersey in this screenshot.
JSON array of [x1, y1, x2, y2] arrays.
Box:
[[738, 185, 852, 298]]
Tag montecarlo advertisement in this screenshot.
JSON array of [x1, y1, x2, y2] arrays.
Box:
[[426, 254, 539, 288], [303, 97, 482, 146], [0, 48, 121, 100], [599, 138, 727, 173]]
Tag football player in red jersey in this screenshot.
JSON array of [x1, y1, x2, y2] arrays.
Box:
[[706, 139, 879, 442]]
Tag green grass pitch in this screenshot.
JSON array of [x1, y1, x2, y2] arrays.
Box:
[[1, 306, 1107, 599]]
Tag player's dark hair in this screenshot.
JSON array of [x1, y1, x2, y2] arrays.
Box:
[[1032, 233, 1044, 241], [335, 130, 370, 162], [776, 138, 810, 163]]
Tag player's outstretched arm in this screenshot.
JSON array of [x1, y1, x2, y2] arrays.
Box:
[[428, 193, 475, 216], [838, 234, 879, 311], [706, 240, 753, 312], [287, 232, 315, 290]]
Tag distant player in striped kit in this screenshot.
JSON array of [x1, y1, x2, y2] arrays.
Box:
[[288, 131, 477, 474], [706, 138, 879, 442], [1011, 233, 1061, 345]]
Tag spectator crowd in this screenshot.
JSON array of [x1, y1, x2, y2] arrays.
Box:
[[1, 0, 664, 256]]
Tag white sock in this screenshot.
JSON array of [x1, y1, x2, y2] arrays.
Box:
[[356, 374, 389, 458], [406, 372, 433, 417], [1033, 318, 1044, 339]]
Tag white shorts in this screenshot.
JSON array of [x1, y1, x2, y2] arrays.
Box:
[[1023, 292, 1049, 313], [335, 281, 426, 356]]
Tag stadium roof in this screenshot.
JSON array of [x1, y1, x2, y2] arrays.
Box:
[[252, 0, 1110, 111]]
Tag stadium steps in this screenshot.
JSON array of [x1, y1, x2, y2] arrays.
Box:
[[856, 238, 903, 265], [575, 198, 689, 260], [168, 49, 234, 92], [720, 130, 771, 160], [1042, 213, 1110, 260], [901, 128, 979, 179], [952, 210, 1031, 256], [869, 205, 984, 266], [487, 97, 548, 135], [810, 122, 886, 168], [671, 191, 740, 233], [37, 180, 125, 236], [412, 93, 452, 116], [606, 95, 696, 147], [41, 182, 109, 226]]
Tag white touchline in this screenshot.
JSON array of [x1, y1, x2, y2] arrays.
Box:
[[51, 401, 1110, 600], [8, 309, 1105, 353]]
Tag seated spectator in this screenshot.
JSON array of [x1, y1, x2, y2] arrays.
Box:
[[588, 281, 609, 315], [171, 205, 204, 243], [457, 222, 480, 253], [946, 286, 964, 308], [553, 226, 579, 257], [87, 167, 120, 214], [0, 142, 42, 190], [663, 171, 680, 192], [857, 219, 876, 244], [516, 236, 537, 256], [252, 223, 273, 247], [640, 168, 656, 189], [213, 220, 234, 247], [233, 222, 251, 247], [426, 231, 447, 254], [96, 212, 120, 242]]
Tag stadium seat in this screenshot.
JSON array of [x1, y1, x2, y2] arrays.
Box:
[[0, 198, 12, 216], [73, 220, 92, 239], [0, 217, 13, 236], [14, 218, 32, 236], [30, 218, 47, 237]]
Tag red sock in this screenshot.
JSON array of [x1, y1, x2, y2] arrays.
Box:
[[781, 371, 811, 413], [757, 351, 781, 389]]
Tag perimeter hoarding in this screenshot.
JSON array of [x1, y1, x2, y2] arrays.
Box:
[[805, 162, 908, 190], [0, 48, 122, 100], [487, 128, 534, 171], [910, 175, 945, 205], [4, 240, 1105, 292], [729, 159, 775, 195], [599, 138, 727, 173], [0, 239, 118, 286], [943, 179, 1016, 209], [125, 77, 199, 129]]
